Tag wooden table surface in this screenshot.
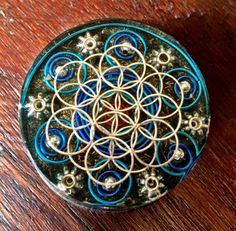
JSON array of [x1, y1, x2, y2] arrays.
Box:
[[0, 0, 235, 230]]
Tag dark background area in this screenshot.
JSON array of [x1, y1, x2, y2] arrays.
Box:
[[0, 0, 235, 230]]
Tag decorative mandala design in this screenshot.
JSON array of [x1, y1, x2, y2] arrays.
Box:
[[19, 19, 210, 210]]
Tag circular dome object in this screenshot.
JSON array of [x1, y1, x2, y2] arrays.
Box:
[[19, 19, 210, 210]]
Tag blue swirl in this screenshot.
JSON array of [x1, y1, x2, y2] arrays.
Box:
[[163, 68, 203, 109], [156, 131, 199, 178], [96, 170, 122, 197], [104, 30, 147, 67], [113, 32, 138, 60], [43, 51, 87, 94], [167, 143, 193, 171], [88, 159, 132, 206], [34, 119, 79, 165], [39, 128, 67, 157], [173, 75, 197, 101]]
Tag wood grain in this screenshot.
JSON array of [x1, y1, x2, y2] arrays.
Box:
[[0, 0, 235, 230]]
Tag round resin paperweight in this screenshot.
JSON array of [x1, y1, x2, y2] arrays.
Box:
[[19, 19, 210, 210]]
